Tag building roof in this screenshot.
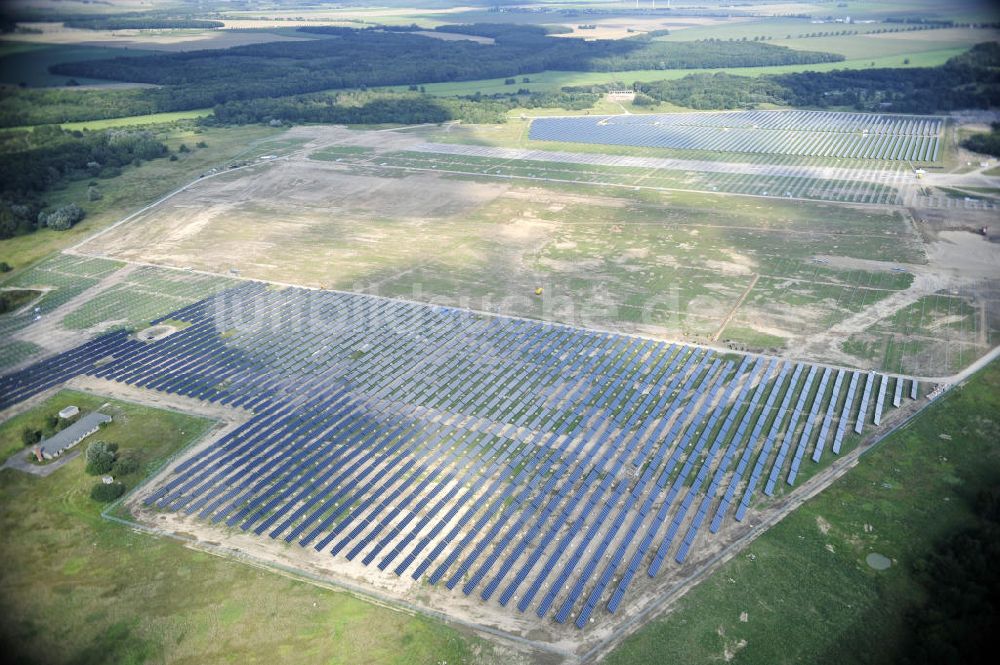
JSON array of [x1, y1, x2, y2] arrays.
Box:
[[42, 412, 112, 451], [58, 405, 80, 419]]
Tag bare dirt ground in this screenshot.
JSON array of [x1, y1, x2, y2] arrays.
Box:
[[70, 125, 999, 379]]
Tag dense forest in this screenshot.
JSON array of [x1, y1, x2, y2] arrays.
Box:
[[772, 41, 1000, 113], [633, 73, 790, 109], [0, 87, 158, 128], [210, 90, 600, 126], [0, 127, 169, 238], [36, 25, 838, 116], [901, 486, 1000, 664], [629, 42, 1000, 112]]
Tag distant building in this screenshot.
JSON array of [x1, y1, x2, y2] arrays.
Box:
[[38, 412, 111, 460], [607, 89, 636, 101]]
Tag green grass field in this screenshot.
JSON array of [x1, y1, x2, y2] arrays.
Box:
[[0, 389, 485, 665], [50, 109, 213, 132], [604, 358, 1000, 665]]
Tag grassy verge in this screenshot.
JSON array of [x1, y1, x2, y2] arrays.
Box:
[[10, 109, 214, 133], [604, 359, 1000, 665], [0, 389, 480, 665]]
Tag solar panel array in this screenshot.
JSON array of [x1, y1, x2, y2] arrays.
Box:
[[0, 284, 920, 629], [529, 111, 943, 161]]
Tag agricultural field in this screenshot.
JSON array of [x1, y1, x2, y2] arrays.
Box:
[[69, 123, 998, 376], [0, 281, 924, 659]]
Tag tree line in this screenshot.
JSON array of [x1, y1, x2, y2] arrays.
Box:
[[900, 485, 1000, 663], [962, 123, 1000, 159], [0, 126, 169, 239], [210, 90, 601, 127], [623, 42, 1000, 113], [63, 18, 224, 30]]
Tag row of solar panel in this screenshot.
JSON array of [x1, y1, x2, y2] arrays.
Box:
[[529, 117, 941, 161], [0, 283, 922, 630]]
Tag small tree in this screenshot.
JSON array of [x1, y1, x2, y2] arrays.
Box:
[[0, 261, 12, 272], [40, 204, 86, 231], [112, 453, 140, 476], [87, 186, 102, 201], [178, 143, 190, 153], [90, 482, 126, 503], [85, 440, 116, 475], [21, 427, 41, 446]]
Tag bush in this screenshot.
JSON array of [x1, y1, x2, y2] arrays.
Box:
[[39, 203, 86, 231], [21, 427, 41, 446], [0, 261, 11, 272], [112, 454, 140, 476], [85, 440, 116, 475], [90, 482, 126, 503], [87, 185, 102, 201]]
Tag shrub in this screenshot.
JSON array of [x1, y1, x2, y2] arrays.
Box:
[[90, 482, 126, 502], [0, 261, 11, 272], [39, 203, 86, 231], [112, 454, 140, 476], [21, 427, 41, 446], [85, 440, 116, 475]]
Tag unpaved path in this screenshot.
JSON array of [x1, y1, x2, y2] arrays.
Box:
[[1, 448, 80, 477]]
